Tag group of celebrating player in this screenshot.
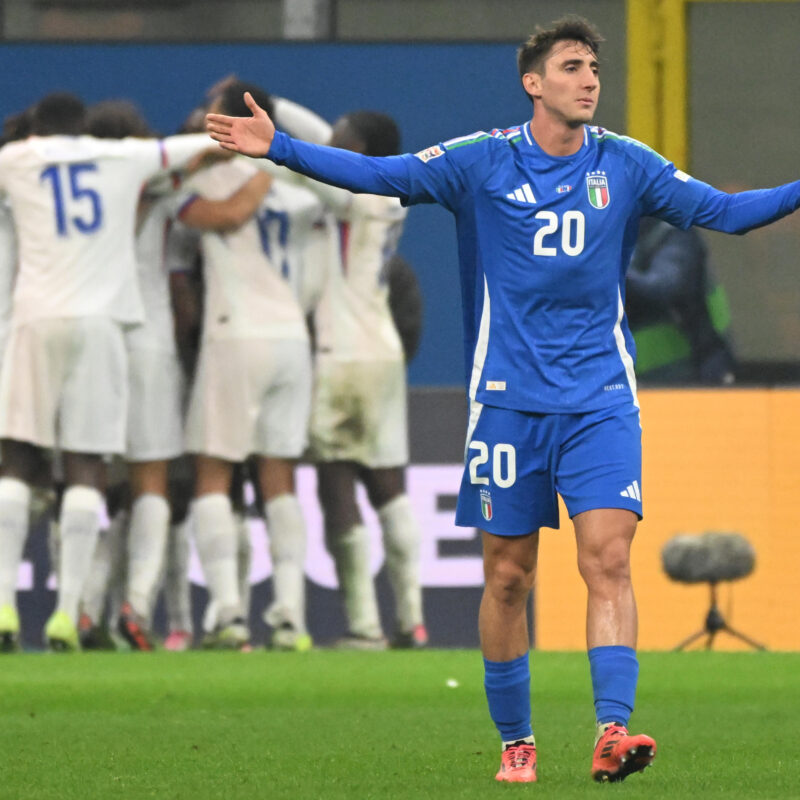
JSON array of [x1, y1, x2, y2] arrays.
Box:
[[0, 77, 428, 656]]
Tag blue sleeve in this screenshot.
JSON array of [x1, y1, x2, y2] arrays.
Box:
[[690, 181, 800, 234], [631, 142, 800, 234], [632, 146, 715, 228], [267, 131, 464, 210]]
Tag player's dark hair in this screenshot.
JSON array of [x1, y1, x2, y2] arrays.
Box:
[[86, 99, 154, 139], [31, 92, 86, 136], [517, 15, 603, 81], [178, 106, 208, 134], [341, 111, 401, 157], [217, 80, 275, 121], [1, 107, 34, 146]]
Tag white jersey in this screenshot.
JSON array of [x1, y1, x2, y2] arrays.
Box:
[[0, 133, 211, 326], [315, 193, 407, 361], [261, 179, 328, 316], [0, 203, 17, 356], [185, 159, 318, 342], [129, 183, 191, 353], [252, 158, 407, 361]]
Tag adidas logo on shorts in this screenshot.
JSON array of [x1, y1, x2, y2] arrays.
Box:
[[619, 480, 641, 501]]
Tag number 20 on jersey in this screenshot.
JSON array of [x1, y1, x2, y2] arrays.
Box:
[[533, 210, 585, 257], [468, 441, 517, 488]]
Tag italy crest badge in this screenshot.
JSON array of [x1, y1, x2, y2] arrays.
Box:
[[586, 171, 610, 209], [480, 488, 493, 521]]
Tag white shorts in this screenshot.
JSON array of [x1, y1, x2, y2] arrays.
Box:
[[309, 357, 409, 468], [185, 337, 312, 462], [126, 345, 186, 462], [0, 316, 127, 454]]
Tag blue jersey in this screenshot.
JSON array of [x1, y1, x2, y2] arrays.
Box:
[[267, 124, 800, 413]]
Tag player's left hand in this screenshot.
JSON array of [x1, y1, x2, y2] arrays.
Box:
[[206, 91, 275, 158]]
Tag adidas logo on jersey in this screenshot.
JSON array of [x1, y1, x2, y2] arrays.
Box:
[[505, 183, 536, 204], [620, 480, 641, 501]]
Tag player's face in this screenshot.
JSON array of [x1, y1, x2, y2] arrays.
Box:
[[523, 40, 600, 126]]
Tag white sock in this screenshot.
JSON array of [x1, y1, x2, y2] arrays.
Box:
[[234, 512, 252, 621], [378, 494, 424, 632], [126, 493, 170, 619], [192, 493, 241, 625], [164, 518, 193, 633], [0, 477, 32, 608], [263, 494, 307, 632], [196, 512, 251, 634], [503, 734, 535, 750], [326, 523, 382, 639], [56, 485, 103, 624], [80, 510, 128, 625], [595, 721, 623, 745], [202, 597, 219, 633]]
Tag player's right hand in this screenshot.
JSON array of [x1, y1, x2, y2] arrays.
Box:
[[206, 91, 275, 158]]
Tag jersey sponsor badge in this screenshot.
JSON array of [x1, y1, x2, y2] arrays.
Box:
[[486, 380, 506, 391], [586, 171, 610, 209], [480, 488, 493, 521], [673, 169, 691, 183], [415, 145, 444, 163]]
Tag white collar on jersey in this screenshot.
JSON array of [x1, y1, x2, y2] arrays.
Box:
[[522, 122, 589, 151]]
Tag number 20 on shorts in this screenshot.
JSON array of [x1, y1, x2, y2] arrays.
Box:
[[468, 441, 517, 488]]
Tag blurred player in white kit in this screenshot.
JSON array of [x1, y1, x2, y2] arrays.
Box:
[[74, 99, 273, 650], [0, 93, 217, 650], [254, 101, 428, 648], [183, 81, 325, 650]]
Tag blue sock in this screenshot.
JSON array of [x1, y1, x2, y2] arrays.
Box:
[[483, 653, 532, 742], [588, 645, 639, 727]]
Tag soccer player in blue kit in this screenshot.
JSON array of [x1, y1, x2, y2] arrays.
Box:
[[207, 16, 800, 784]]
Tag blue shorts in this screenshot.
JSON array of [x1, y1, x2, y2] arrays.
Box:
[[455, 402, 642, 535]]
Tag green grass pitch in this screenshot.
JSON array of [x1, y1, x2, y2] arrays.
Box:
[[1, 650, 798, 799]]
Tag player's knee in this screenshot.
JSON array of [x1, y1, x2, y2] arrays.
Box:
[[485, 557, 534, 607], [578, 541, 631, 587]]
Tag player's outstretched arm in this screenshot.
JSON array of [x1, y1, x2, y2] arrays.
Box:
[[206, 91, 275, 157], [210, 93, 425, 202]]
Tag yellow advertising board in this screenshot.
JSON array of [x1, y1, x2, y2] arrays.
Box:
[[536, 389, 800, 651]]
